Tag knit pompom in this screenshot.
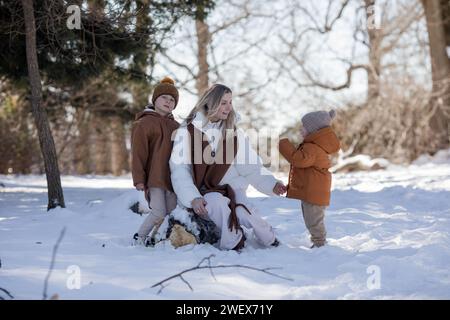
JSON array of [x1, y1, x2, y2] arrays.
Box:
[[160, 76, 175, 85], [329, 109, 336, 119]]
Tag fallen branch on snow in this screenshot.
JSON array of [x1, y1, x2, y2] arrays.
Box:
[[0, 287, 14, 300], [42, 227, 66, 300], [151, 254, 293, 294]]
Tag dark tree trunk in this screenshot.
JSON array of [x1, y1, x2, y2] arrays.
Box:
[[92, 113, 111, 174], [74, 109, 92, 174], [110, 115, 129, 176], [21, 0, 65, 210], [422, 0, 450, 150]]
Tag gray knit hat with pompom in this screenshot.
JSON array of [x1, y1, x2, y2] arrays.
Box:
[[301, 110, 336, 135]]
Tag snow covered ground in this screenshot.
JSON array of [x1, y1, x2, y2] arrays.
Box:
[[1, 158, 450, 299]]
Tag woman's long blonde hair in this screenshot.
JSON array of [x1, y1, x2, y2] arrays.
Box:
[[185, 84, 236, 130]]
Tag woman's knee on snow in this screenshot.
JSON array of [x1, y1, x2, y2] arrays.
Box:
[[203, 192, 230, 212]]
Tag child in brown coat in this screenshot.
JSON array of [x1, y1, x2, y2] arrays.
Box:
[[279, 110, 340, 248], [131, 77, 180, 246]]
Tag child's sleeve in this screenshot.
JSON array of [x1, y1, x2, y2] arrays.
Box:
[[131, 122, 151, 186], [279, 138, 316, 168]]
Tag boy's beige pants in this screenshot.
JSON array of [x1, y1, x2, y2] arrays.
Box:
[[137, 187, 177, 237], [301, 201, 326, 246]]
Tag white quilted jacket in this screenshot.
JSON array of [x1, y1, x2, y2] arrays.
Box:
[[169, 111, 279, 208]]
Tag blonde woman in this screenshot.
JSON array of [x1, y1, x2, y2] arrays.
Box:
[[170, 84, 286, 250]]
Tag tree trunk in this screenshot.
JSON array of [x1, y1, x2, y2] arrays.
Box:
[[364, 0, 381, 101], [423, 0, 450, 90], [195, 7, 210, 96], [21, 0, 65, 210], [441, 0, 450, 47], [74, 109, 92, 174], [422, 0, 450, 149], [92, 113, 111, 174], [110, 115, 129, 176]]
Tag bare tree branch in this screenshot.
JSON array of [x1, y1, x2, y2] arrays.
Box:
[[210, 5, 251, 35], [0, 287, 14, 300], [159, 50, 197, 79], [235, 76, 274, 98], [151, 254, 293, 294], [42, 227, 66, 300], [292, 0, 349, 34]]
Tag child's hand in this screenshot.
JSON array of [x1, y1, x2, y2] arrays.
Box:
[[135, 183, 145, 191], [273, 182, 287, 196]]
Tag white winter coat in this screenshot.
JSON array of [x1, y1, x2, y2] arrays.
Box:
[[169, 111, 279, 208]]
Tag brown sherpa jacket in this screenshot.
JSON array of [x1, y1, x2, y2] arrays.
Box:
[[279, 127, 340, 206], [131, 108, 179, 191]]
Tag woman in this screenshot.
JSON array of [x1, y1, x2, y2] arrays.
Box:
[[169, 84, 286, 250]]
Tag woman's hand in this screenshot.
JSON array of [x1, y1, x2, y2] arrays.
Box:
[[273, 182, 287, 196], [191, 197, 208, 216], [135, 183, 145, 191]]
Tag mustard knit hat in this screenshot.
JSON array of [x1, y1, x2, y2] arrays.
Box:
[[152, 77, 179, 107]]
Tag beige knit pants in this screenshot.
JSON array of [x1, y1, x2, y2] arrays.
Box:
[[301, 201, 327, 247], [137, 187, 177, 238]]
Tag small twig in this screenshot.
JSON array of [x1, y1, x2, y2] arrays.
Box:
[[0, 287, 14, 299], [151, 254, 293, 294], [156, 283, 169, 295], [196, 254, 215, 268], [179, 275, 193, 291], [206, 256, 216, 281], [42, 227, 66, 300]]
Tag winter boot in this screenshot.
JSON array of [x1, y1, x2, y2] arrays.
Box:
[[132, 233, 151, 246], [232, 234, 246, 251], [271, 238, 280, 247]]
